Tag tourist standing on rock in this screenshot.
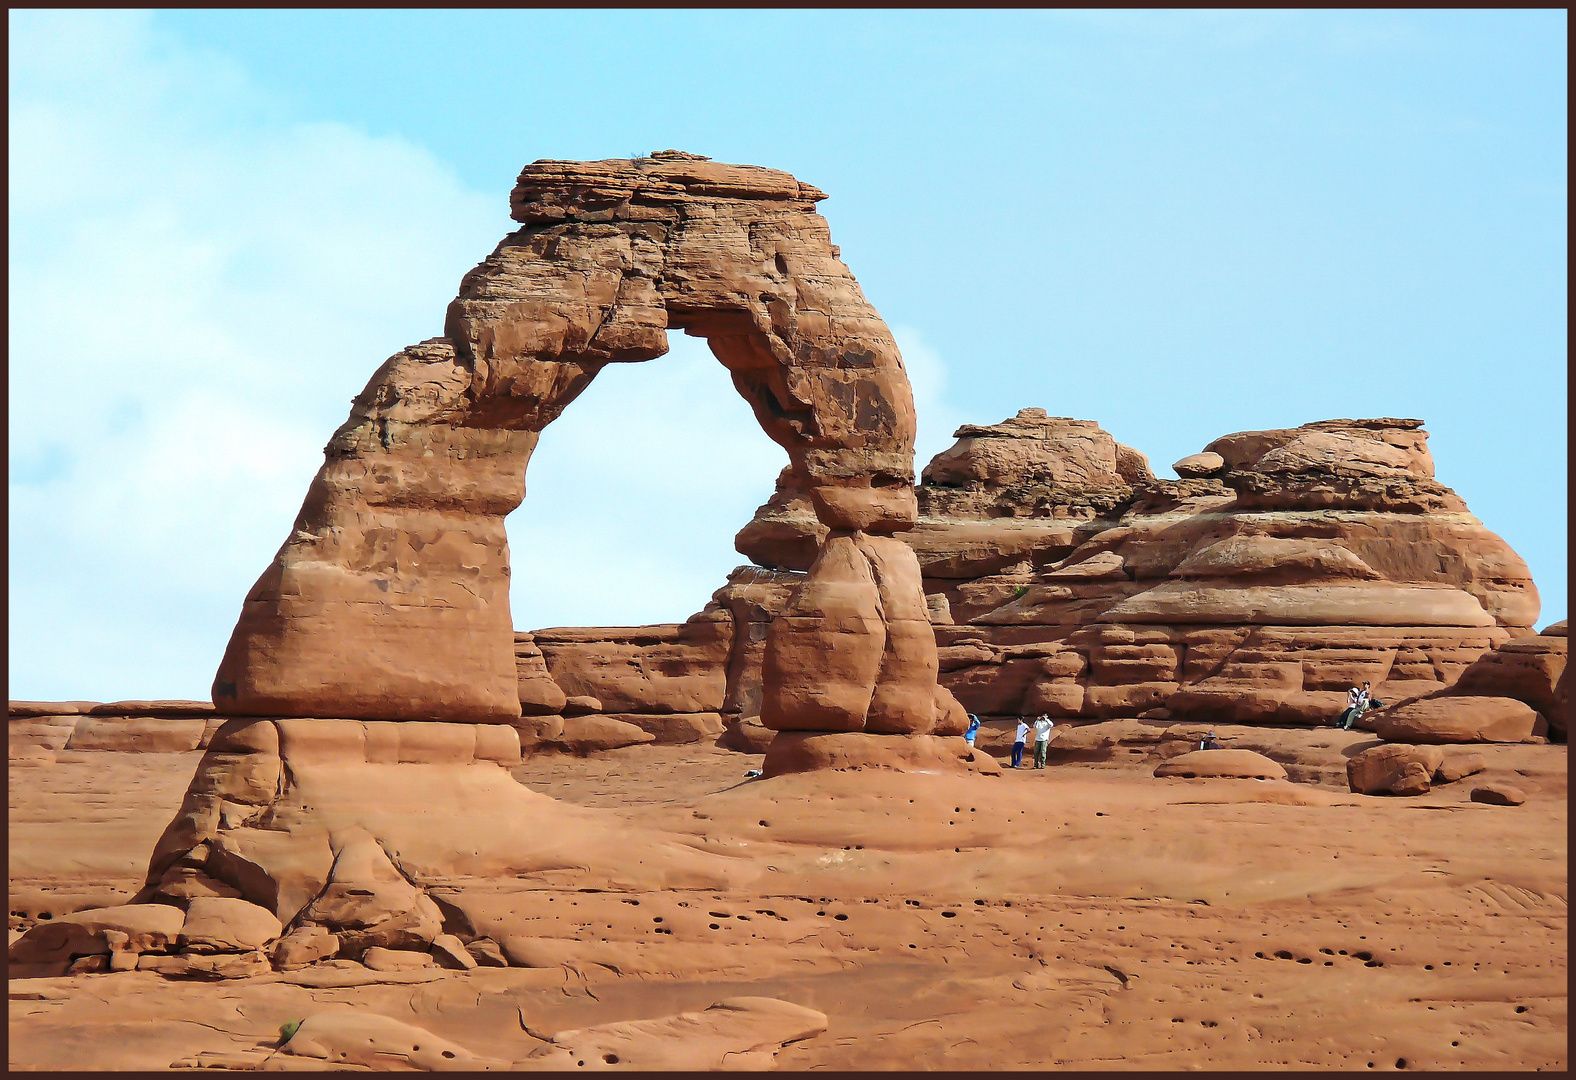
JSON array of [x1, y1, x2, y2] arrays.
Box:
[[1032, 715, 1054, 769], [964, 713, 982, 748], [1199, 731, 1222, 750], [1011, 718, 1030, 768]]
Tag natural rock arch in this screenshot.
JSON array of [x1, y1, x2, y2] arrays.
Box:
[[213, 152, 961, 742]]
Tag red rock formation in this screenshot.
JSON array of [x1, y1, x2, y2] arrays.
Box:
[[533, 615, 731, 716], [1432, 619, 1567, 739], [212, 152, 947, 742], [1366, 697, 1540, 744], [729, 413, 1541, 731]]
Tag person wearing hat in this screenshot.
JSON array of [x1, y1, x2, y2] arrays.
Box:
[[1199, 731, 1223, 751]]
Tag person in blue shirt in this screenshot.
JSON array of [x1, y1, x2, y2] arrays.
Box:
[[964, 713, 982, 748]]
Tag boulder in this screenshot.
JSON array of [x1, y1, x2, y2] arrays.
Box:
[[270, 925, 339, 970], [514, 633, 568, 716], [551, 715, 656, 754], [614, 712, 726, 745], [360, 947, 435, 972], [1152, 749, 1288, 781], [465, 938, 508, 967], [1346, 744, 1446, 796], [178, 897, 283, 953], [931, 683, 971, 736], [430, 933, 477, 970], [512, 714, 565, 747], [1470, 784, 1526, 806], [1433, 752, 1488, 784], [921, 410, 1135, 496], [1367, 696, 1539, 744], [1446, 629, 1567, 735], [762, 731, 992, 777], [1172, 452, 1226, 478], [721, 716, 774, 754], [9, 903, 186, 966]]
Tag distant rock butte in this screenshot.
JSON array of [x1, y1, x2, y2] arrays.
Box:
[[561, 411, 1542, 736]]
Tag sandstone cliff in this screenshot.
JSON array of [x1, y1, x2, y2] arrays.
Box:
[[572, 411, 1544, 738]]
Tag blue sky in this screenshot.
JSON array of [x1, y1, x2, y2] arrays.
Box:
[[9, 10, 1566, 700]]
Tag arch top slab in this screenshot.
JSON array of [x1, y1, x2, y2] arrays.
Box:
[[214, 152, 937, 725], [451, 151, 919, 530]]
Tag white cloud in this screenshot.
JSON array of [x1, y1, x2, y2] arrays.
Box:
[[891, 325, 967, 480], [505, 336, 789, 631], [5, 13, 979, 700], [8, 11, 501, 700], [508, 329, 971, 631]]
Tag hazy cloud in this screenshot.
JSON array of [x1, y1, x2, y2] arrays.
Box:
[[9, 10, 502, 699]]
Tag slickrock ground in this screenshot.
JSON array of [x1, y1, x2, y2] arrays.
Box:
[[10, 736, 1565, 1070]]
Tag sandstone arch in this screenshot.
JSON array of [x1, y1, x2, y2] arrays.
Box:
[[213, 152, 958, 741]]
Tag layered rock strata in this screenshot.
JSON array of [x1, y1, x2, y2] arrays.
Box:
[[726, 412, 1541, 730], [1417, 619, 1567, 740], [211, 152, 950, 743], [9, 700, 225, 756]]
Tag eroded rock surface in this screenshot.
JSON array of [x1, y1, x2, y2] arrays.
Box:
[[760, 414, 1540, 729], [212, 152, 940, 743], [522, 413, 1545, 745]]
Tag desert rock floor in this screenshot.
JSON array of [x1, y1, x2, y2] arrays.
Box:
[[9, 735, 1567, 1070]]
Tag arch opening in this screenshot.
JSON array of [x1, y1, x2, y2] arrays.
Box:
[[504, 331, 785, 631], [211, 152, 964, 748]]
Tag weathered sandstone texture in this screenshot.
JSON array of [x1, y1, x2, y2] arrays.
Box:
[[10, 715, 762, 979], [494, 412, 1546, 749], [9, 701, 226, 758], [211, 152, 950, 743], [11, 741, 1565, 1070], [730, 412, 1539, 730], [1430, 619, 1567, 738]]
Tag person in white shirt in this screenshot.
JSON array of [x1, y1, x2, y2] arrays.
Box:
[[1011, 718, 1030, 768], [1337, 682, 1374, 730], [1032, 715, 1055, 769]]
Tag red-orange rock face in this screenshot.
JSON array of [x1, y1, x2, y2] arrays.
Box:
[[212, 153, 938, 733], [733, 412, 1541, 729], [1439, 620, 1567, 737]]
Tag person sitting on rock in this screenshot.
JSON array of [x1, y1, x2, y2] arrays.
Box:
[[1336, 682, 1378, 730], [1032, 715, 1055, 769], [1011, 718, 1030, 769], [964, 713, 982, 748]]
